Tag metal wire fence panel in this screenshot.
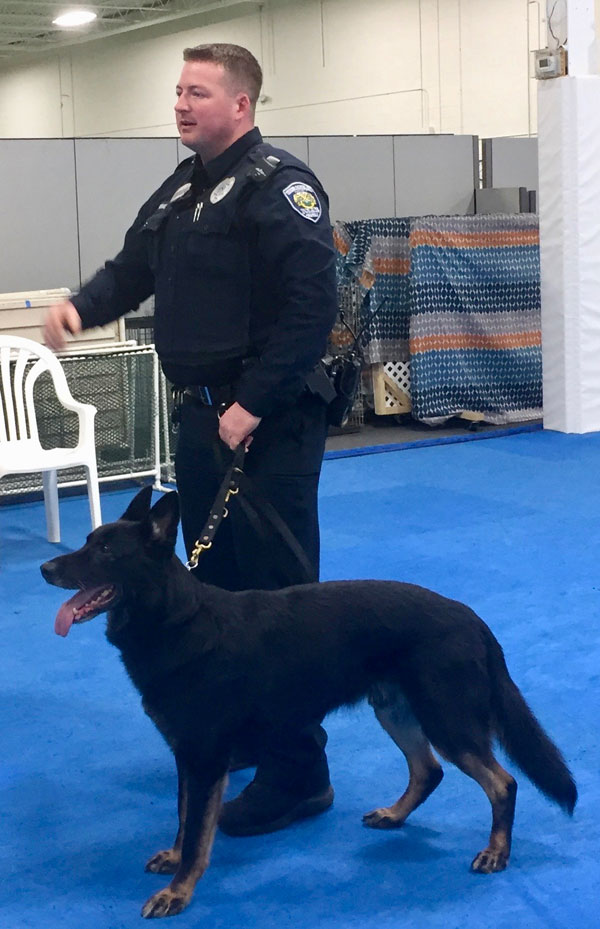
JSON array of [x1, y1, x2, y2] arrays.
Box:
[[0, 345, 158, 496], [124, 316, 177, 481], [124, 315, 155, 346], [330, 278, 365, 429]]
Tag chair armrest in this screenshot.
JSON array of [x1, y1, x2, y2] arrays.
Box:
[[49, 373, 97, 444], [71, 402, 97, 447]]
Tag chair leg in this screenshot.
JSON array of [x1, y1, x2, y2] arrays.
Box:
[[85, 461, 102, 530], [42, 470, 60, 543]]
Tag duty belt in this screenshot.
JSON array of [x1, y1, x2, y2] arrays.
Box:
[[183, 384, 236, 407], [171, 383, 236, 430]]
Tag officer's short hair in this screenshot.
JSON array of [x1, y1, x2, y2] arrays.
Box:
[[183, 44, 263, 109]]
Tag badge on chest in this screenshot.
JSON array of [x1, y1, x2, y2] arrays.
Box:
[[210, 177, 236, 204]]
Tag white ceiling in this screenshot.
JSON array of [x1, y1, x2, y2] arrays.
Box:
[[0, 0, 258, 62]]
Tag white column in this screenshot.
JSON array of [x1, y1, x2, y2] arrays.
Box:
[[565, 0, 598, 74], [538, 0, 600, 432]]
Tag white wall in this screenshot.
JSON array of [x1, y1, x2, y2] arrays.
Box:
[[0, 59, 63, 136], [0, 0, 548, 140]]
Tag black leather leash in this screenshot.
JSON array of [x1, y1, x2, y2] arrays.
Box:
[[185, 442, 315, 584], [186, 443, 246, 571], [234, 479, 316, 585]]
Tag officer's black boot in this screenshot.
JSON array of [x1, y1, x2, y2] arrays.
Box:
[[219, 724, 333, 836]]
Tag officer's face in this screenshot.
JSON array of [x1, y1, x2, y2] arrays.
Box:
[[175, 61, 250, 161]]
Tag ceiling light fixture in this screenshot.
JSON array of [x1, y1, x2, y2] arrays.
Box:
[[52, 9, 97, 28]]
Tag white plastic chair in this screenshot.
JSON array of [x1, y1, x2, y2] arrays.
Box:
[[0, 335, 102, 542]]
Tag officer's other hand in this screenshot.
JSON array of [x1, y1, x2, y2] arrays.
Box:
[[44, 301, 82, 351], [219, 402, 261, 451]]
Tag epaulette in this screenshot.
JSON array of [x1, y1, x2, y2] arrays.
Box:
[[247, 155, 281, 184]]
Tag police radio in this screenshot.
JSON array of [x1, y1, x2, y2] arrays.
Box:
[[307, 298, 387, 427]]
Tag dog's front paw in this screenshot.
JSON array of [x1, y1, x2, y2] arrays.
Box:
[[362, 807, 404, 829], [145, 849, 181, 874], [470, 847, 509, 874], [141, 886, 191, 919]]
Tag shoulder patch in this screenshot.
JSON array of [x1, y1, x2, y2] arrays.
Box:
[[282, 181, 322, 223]]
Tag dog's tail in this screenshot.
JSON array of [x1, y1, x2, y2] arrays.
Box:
[[486, 629, 577, 814]]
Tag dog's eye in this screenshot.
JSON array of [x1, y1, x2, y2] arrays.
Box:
[[100, 543, 111, 555]]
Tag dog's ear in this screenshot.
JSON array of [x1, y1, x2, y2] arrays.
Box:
[[147, 491, 180, 550], [121, 485, 154, 522]]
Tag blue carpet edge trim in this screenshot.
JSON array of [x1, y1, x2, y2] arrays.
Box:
[[324, 422, 543, 460]]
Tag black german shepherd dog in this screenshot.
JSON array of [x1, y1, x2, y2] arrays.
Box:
[[41, 487, 576, 919]]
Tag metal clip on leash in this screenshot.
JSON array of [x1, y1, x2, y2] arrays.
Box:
[[170, 387, 186, 433], [186, 442, 246, 571]]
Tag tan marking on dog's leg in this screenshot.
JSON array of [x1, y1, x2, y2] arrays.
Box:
[[145, 756, 189, 875], [142, 773, 228, 919], [364, 690, 444, 828], [453, 752, 517, 873], [181, 772, 227, 878]]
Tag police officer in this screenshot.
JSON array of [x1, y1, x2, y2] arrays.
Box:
[[44, 43, 338, 836]]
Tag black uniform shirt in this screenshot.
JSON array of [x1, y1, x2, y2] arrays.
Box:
[[71, 128, 338, 418]]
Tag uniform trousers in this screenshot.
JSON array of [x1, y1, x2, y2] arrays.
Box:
[[174, 389, 330, 794]]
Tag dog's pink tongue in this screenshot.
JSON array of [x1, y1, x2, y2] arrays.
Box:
[[54, 589, 99, 637]]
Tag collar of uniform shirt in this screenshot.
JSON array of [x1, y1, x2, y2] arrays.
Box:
[[191, 126, 263, 192]]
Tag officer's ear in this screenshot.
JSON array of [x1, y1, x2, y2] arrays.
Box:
[[236, 91, 252, 117]]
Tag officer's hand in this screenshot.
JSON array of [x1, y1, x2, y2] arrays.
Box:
[[44, 301, 82, 351], [219, 402, 261, 451]]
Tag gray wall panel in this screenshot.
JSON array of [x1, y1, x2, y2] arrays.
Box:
[[475, 187, 529, 214], [394, 135, 477, 216], [482, 137, 538, 191], [1, 134, 487, 301], [177, 138, 193, 163], [307, 136, 395, 221], [0, 140, 80, 292], [264, 136, 309, 162], [177, 136, 309, 164], [76, 138, 178, 284]]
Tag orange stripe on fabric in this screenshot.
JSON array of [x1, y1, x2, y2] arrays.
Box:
[[409, 229, 539, 249], [333, 228, 350, 255], [372, 257, 411, 275], [410, 331, 542, 353]]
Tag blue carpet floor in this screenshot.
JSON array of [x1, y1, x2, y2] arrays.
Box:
[[1, 429, 598, 929]]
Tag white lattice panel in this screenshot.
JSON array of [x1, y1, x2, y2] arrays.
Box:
[[371, 361, 411, 415]]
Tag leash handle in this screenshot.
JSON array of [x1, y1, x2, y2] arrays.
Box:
[[186, 443, 246, 571]]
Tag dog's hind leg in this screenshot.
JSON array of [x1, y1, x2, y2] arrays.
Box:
[[141, 764, 229, 919], [363, 684, 444, 829], [145, 753, 190, 875], [449, 750, 517, 874], [392, 653, 517, 872]]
